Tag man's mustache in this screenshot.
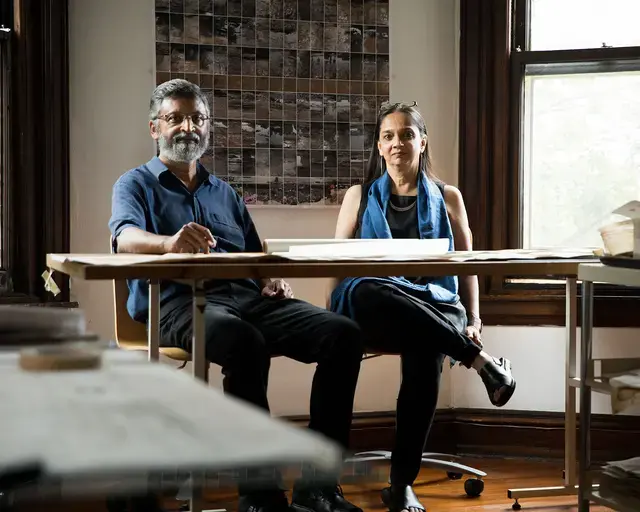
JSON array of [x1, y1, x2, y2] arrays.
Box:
[[174, 134, 200, 143]]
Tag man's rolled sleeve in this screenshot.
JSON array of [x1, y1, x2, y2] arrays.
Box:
[[237, 195, 263, 252], [108, 174, 148, 252]]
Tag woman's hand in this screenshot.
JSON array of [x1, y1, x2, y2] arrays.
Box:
[[465, 325, 483, 348]]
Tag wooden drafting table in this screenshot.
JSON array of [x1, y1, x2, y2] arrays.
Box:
[[46, 248, 597, 509]]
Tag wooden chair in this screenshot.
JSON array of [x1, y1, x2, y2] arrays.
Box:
[[112, 277, 198, 364], [110, 238, 208, 373]]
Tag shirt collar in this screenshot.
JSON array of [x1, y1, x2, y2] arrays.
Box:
[[146, 156, 215, 185]]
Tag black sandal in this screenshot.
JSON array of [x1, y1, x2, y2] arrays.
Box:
[[479, 357, 516, 407], [381, 485, 425, 512]]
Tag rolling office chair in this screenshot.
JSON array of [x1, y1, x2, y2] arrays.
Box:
[[261, 239, 487, 497], [345, 351, 486, 497]]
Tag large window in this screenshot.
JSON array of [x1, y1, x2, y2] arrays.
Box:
[[522, 71, 640, 249], [459, 0, 640, 326]]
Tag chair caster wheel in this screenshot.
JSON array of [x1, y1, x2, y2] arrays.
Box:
[[447, 471, 463, 480], [512, 499, 522, 510], [464, 478, 484, 497]]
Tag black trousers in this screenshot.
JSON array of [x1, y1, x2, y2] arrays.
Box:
[[159, 281, 363, 488], [349, 281, 481, 487]]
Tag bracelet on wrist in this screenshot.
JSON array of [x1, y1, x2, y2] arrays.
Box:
[[468, 313, 483, 332]]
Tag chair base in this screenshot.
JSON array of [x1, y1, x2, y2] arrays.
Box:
[[345, 450, 486, 498]]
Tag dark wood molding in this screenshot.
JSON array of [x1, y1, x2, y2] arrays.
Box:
[[288, 408, 640, 464], [7, 0, 70, 302], [458, 0, 640, 327], [480, 295, 640, 327]]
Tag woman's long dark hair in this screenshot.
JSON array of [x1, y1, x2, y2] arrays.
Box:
[[364, 102, 440, 185]]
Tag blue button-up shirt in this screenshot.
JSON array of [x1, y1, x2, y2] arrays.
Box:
[[108, 157, 262, 322]]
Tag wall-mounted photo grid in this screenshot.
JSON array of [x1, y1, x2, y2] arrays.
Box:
[[155, 0, 389, 205]]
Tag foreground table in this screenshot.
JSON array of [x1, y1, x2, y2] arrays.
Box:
[[47, 249, 596, 509], [0, 349, 341, 510]]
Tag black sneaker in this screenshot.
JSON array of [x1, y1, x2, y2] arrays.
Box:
[[478, 356, 516, 407], [291, 484, 362, 512], [238, 490, 291, 512]]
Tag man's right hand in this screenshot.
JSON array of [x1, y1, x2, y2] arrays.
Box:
[[162, 223, 216, 253]]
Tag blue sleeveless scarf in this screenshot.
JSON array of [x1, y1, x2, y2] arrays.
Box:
[[330, 171, 459, 318]]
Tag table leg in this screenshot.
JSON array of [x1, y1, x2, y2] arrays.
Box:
[[578, 281, 594, 512], [192, 280, 207, 381], [189, 471, 206, 512], [507, 278, 581, 509], [565, 278, 578, 487], [190, 281, 209, 512], [148, 280, 160, 362]]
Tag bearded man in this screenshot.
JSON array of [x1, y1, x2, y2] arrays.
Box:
[[108, 79, 363, 512]]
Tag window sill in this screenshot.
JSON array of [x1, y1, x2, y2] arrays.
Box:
[[481, 295, 640, 327], [0, 294, 78, 308]]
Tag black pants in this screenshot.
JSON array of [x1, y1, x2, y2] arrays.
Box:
[[349, 281, 481, 487], [159, 281, 363, 488]]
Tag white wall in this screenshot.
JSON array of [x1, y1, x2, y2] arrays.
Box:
[[69, 0, 155, 335], [454, 326, 640, 413], [80, 0, 624, 419], [69, 0, 460, 416]]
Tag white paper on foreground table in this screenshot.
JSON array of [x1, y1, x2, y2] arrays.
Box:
[[0, 350, 341, 483]]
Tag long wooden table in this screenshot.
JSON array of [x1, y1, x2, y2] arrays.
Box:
[[46, 250, 596, 510]]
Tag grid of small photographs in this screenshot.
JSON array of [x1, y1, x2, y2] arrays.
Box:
[[155, 0, 390, 205]]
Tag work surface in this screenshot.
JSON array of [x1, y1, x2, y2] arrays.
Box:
[[0, 350, 340, 495], [46, 249, 597, 281]]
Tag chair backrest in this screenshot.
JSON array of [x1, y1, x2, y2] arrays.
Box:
[[111, 237, 147, 349]]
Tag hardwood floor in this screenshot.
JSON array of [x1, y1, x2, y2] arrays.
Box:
[[15, 458, 612, 512]]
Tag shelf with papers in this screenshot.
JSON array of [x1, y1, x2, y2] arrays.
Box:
[[590, 490, 639, 512], [577, 263, 640, 512]]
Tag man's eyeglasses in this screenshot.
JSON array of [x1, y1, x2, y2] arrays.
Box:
[[156, 113, 210, 127]]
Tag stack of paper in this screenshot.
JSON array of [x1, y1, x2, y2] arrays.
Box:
[[0, 306, 89, 346], [599, 457, 640, 509]]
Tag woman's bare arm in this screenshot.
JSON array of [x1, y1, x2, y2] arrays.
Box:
[[327, 185, 362, 307], [443, 185, 481, 329]]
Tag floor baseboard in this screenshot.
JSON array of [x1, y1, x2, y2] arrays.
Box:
[[286, 408, 640, 462]]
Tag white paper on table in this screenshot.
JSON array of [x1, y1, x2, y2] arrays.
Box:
[[285, 239, 450, 258], [273, 247, 597, 262], [50, 252, 275, 267]]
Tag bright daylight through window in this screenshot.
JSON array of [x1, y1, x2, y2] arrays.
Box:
[[521, 0, 640, 249]]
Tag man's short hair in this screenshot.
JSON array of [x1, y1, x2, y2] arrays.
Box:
[[149, 79, 210, 121]]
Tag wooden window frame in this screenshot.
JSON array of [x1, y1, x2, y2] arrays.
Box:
[[459, 0, 640, 327], [0, 0, 71, 305]]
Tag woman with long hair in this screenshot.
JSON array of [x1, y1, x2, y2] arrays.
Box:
[[329, 103, 516, 512]]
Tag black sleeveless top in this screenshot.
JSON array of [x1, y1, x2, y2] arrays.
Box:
[[354, 180, 446, 239], [354, 180, 446, 284]]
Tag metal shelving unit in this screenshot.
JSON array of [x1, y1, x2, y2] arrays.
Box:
[[577, 263, 640, 512]]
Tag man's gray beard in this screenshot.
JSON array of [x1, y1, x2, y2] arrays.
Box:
[[158, 133, 209, 163]]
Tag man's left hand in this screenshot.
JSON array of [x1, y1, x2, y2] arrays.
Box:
[[261, 279, 294, 299]]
